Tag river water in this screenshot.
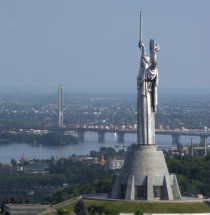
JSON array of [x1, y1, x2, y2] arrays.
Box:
[[0, 132, 201, 163]]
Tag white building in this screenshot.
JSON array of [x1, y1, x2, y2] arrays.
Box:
[[105, 158, 124, 170]]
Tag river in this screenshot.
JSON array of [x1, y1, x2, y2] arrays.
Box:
[[0, 132, 201, 163]]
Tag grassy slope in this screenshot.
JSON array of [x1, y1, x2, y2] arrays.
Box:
[[59, 199, 210, 213]]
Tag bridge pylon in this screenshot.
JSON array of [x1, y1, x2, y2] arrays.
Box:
[[78, 131, 85, 142], [200, 136, 208, 156], [172, 134, 180, 146], [117, 132, 125, 143], [98, 131, 105, 142], [200, 135, 207, 145]]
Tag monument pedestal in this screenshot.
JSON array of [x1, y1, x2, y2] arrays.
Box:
[[108, 145, 181, 200]]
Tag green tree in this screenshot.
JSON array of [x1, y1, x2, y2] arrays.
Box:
[[10, 195, 18, 204], [135, 210, 142, 215], [25, 198, 30, 204], [74, 200, 87, 215], [1, 198, 9, 212], [11, 159, 17, 166]]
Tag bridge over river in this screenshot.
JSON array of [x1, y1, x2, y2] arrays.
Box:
[[2, 126, 210, 145], [68, 128, 210, 145]]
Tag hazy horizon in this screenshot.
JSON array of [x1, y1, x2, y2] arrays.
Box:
[[0, 85, 210, 96]]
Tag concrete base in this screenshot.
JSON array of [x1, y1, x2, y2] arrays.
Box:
[[108, 145, 181, 200]]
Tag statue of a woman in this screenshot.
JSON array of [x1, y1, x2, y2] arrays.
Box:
[[137, 39, 160, 145]]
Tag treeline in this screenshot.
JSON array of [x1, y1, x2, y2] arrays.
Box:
[[43, 175, 113, 204], [0, 156, 114, 204], [90, 146, 125, 160], [49, 157, 114, 184], [0, 173, 66, 204], [0, 131, 77, 145], [72, 200, 119, 215], [1, 195, 31, 213], [167, 154, 210, 196], [0, 174, 66, 190]]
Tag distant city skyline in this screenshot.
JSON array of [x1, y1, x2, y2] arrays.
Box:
[[0, 0, 210, 92]]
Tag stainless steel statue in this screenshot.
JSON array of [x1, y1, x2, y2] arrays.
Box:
[[108, 13, 181, 200], [137, 12, 160, 145]]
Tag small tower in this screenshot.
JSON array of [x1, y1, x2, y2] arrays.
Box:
[[58, 85, 63, 128], [204, 136, 207, 156], [190, 138, 194, 157]]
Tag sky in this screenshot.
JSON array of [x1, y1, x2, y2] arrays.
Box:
[[0, 0, 210, 93]]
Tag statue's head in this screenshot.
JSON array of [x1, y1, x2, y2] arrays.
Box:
[[150, 39, 160, 55]]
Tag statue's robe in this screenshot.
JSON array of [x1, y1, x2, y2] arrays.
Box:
[[137, 58, 158, 145]]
